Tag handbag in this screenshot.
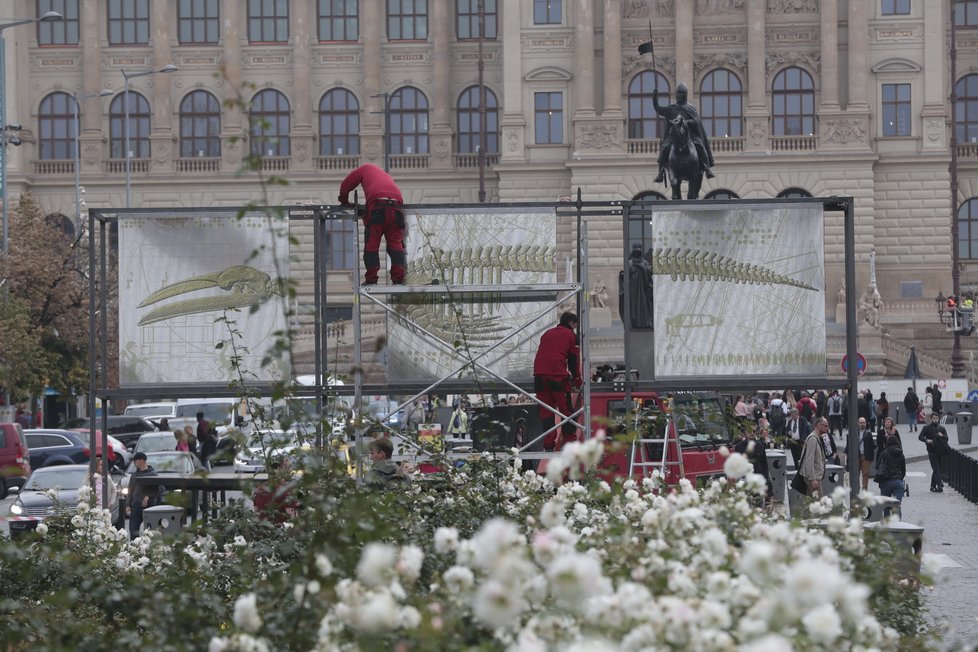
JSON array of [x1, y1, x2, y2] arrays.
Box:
[[791, 443, 810, 495]]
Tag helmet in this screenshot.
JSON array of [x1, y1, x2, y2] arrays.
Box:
[[677, 82, 689, 94]]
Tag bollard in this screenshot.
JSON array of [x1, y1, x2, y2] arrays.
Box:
[[821, 464, 845, 497], [861, 495, 902, 522], [863, 520, 923, 574], [142, 505, 186, 536], [766, 449, 787, 504]]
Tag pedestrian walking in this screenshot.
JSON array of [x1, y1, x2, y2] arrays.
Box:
[[919, 413, 950, 492], [338, 163, 406, 286], [903, 386, 920, 432], [827, 390, 844, 439], [799, 417, 828, 498], [857, 417, 876, 491]]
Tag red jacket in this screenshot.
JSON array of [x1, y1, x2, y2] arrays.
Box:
[[533, 324, 580, 379], [338, 164, 403, 206]]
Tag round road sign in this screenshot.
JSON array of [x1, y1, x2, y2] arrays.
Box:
[[841, 353, 867, 376]]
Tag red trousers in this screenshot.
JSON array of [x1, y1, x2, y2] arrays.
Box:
[[363, 200, 406, 284], [535, 376, 577, 450]]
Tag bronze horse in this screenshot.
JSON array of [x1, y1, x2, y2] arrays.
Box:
[[665, 116, 703, 200]]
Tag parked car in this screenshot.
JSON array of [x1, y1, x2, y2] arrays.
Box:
[[63, 429, 130, 472], [23, 430, 92, 469], [118, 451, 205, 516], [0, 422, 31, 499], [64, 416, 157, 449], [8, 464, 120, 537], [123, 402, 177, 420], [233, 430, 298, 473], [133, 431, 178, 455]]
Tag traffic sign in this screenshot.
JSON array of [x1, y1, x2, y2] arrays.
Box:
[[841, 353, 867, 376], [967, 390, 978, 402], [939, 379, 948, 389]]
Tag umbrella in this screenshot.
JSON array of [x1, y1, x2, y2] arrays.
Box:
[[904, 345, 921, 394]]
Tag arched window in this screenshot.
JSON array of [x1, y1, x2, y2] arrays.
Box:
[[109, 91, 151, 160], [704, 189, 739, 200], [699, 69, 743, 139], [389, 87, 429, 154], [772, 67, 815, 136], [179, 90, 222, 158], [319, 89, 360, 156], [632, 191, 666, 201], [959, 198, 978, 260], [777, 187, 812, 198], [38, 92, 76, 160], [955, 74, 978, 144], [627, 72, 669, 140], [456, 85, 499, 154], [250, 89, 291, 156]]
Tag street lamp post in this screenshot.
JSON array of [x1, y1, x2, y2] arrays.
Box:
[[73, 90, 112, 228], [121, 64, 176, 208], [0, 11, 62, 256]]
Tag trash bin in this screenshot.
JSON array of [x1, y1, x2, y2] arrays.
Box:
[[861, 496, 902, 522], [766, 449, 787, 504], [142, 505, 185, 536], [821, 464, 845, 497], [863, 520, 924, 574], [786, 471, 808, 518], [956, 411, 973, 445]]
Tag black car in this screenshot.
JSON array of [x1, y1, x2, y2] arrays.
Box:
[[64, 416, 157, 449], [23, 430, 91, 469]]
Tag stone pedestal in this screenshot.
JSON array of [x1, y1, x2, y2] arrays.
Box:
[[590, 307, 612, 329], [857, 322, 886, 376], [835, 303, 846, 325]]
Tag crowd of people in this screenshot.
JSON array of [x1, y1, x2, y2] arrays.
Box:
[[733, 385, 951, 504]]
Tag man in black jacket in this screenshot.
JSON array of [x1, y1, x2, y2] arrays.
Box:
[[919, 413, 949, 492], [127, 452, 163, 540], [903, 387, 920, 432], [875, 436, 907, 503], [784, 408, 810, 468]]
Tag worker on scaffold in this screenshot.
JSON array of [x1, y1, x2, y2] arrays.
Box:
[[338, 163, 406, 285], [533, 311, 582, 451]]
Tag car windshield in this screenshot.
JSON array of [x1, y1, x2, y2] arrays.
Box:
[[176, 402, 233, 422], [248, 431, 296, 450], [25, 468, 88, 491], [672, 398, 730, 445], [137, 435, 176, 453]]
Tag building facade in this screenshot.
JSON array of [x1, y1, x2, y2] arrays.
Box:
[[3, 0, 976, 373]]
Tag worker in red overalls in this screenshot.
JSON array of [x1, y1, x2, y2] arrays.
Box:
[[338, 163, 406, 285], [533, 311, 582, 451]]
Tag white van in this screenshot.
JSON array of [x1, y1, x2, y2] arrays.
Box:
[[124, 401, 177, 421]]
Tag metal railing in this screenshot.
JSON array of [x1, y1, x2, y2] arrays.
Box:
[[943, 448, 978, 503]]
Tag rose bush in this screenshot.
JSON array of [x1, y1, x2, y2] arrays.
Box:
[[0, 449, 932, 651]]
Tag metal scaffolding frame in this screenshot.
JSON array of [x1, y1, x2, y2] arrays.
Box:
[[86, 196, 861, 499]]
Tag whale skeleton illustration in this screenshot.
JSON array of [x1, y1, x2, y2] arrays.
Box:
[[137, 265, 285, 326]]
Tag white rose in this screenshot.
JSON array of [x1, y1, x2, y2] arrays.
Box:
[[35, 522, 49, 536], [723, 452, 753, 479], [232, 593, 263, 633], [433, 527, 459, 554]]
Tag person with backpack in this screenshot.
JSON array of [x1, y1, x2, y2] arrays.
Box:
[[447, 401, 468, 437], [796, 391, 817, 423], [827, 390, 844, 440], [876, 392, 890, 424], [767, 394, 787, 437]]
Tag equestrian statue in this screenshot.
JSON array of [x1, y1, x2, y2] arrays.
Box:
[[652, 83, 715, 200]]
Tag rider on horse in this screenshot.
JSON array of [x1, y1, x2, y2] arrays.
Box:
[[652, 82, 715, 184]]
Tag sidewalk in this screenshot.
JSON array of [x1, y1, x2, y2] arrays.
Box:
[[859, 422, 978, 650]]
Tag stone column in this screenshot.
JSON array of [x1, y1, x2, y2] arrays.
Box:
[[430, 0, 453, 169], [499, 0, 526, 164], [920, 0, 948, 151], [291, 1, 315, 170], [744, 0, 768, 151], [77, 0, 105, 174], [674, 1, 693, 90], [847, 0, 868, 110], [361, 0, 384, 165], [602, 0, 622, 116], [574, 0, 595, 115], [819, 0, 839, 110], [221, 0, 244, 170], [150, 0, 175, 173]]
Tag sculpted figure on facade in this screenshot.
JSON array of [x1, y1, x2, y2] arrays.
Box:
[[768, 0, 817, 13], [858, 283, 884, 329]]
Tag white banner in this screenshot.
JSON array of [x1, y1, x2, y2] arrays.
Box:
[[385, 208, 558, 382], [651, 203, 825, 378], [118, 212, 290, 385]]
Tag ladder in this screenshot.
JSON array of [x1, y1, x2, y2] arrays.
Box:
[[627, 412, 686, 481]]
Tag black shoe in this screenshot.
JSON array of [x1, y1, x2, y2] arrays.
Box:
[[704, 168, 716, 179], [653, 172, 665, 183], [392, 280, 405, 285], [930, 487, 938, 492]]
